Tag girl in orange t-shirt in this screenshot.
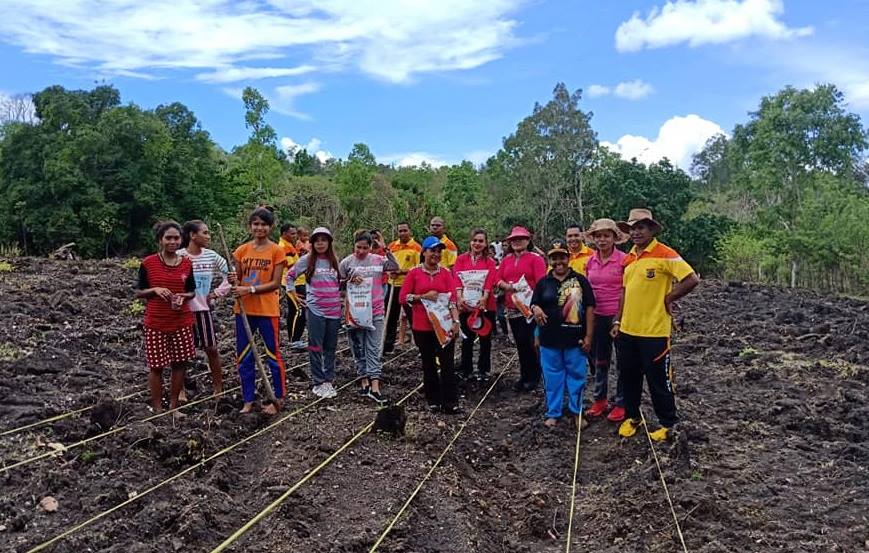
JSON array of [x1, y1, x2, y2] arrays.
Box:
[[228, 207, 288, 415]]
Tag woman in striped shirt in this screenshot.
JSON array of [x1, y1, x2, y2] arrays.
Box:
[[178, 220, 231, 397], [287, 227, 342, 399]]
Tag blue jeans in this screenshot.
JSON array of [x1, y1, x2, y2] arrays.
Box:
[[235, 315, 285, 403], [348, 317, 385, 380], [540, 346, 588, 419], [307, 310, 340, 385]]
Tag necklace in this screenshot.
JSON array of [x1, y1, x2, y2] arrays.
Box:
[[159, 252, 181, 267]]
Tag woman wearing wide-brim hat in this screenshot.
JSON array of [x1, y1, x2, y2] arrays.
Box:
[[610, 208, 700, 442], [583, 218, 629, 422], [496, 226, 548, 392]]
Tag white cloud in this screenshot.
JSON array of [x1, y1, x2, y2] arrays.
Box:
[[602, 114, 724, 170], [195, 65, 316, 83], [586, 80, 654, 100], [272, 82, 320, 119], [587, 84, 611, 98], [615, 0, 813, 53], [381, 152, 451, 168], [281, 136, 333, 163], [0, 0, 523, 84]]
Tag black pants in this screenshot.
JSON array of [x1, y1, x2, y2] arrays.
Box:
[[458, 311, 495, 376], [383, 284, 412, 353], [591, 315, 623, 404], [286, 284, 307, 343], [616, 333, 677, 427], [413, 330, 457, 409], [509, 317, 540, 387]]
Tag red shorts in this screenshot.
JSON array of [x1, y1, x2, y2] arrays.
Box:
[[144, 326, 196, 370]]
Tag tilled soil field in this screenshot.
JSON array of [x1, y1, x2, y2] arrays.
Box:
[[1, 257, 867, 552]]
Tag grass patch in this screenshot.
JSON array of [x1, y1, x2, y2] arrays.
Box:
[[0, 261, 13, 273], [127, 300, 146, 316], [121, 257, 142, 270], [0, 243, 21, 257]]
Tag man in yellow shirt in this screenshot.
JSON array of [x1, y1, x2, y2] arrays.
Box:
[[383, 222, 422, 354], [611, 209, 699, 441], [278, 223, 307, 355], [429, 216, 458, 269], [566, 223, 593, 276]]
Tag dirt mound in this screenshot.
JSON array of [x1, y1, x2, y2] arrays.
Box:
[[0, 261, 867, 552]]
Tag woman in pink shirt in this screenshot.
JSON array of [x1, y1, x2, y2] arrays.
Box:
[[583, 219, 628, 422], [400, 236, 462, 414], [496, 226, 548, 393], [454, 229, 497, 382]]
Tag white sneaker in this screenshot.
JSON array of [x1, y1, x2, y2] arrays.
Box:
[[312, 383, 327, 398], [291, 340, 307, 351], [324, 382, 338, 398]]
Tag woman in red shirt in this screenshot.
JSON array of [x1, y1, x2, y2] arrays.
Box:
[[454, 228, 497, 382], [496, 226, 547, 393], [135, 221, 196, 414], [400, 236, 462, 414]]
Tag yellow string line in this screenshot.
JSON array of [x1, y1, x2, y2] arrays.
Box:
[[564, 413, 583, 553], [368, 352, 518, 553], [25, 346, 411, 553], [639, 410, 689, 553], [210, 380, 425, 553], [1, 349, 351, 474]]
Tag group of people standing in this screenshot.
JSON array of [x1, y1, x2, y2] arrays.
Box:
[[135, 206, 698, 440]]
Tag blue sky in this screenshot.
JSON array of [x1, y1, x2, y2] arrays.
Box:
[[0, 0, 867, 171]]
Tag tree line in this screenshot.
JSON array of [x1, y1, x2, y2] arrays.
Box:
[[0, 82, 866, 294]]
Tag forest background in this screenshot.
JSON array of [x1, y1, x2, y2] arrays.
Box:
[[0, 82, 867, 294]]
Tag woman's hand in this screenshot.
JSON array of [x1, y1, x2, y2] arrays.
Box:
[[609, 321, 620, 339], [233, 286, 252, 298], [532, 305, 547, 326], [581, 335, 592, 353], [227, 271, 238, 285], [451, 320, 461, 335], [421, 290, 440, 301], [152, 287, 173, 301], [350, 275, 364, 285]]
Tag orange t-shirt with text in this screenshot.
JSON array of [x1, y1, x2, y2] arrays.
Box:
[[233, 241, 287, 317]]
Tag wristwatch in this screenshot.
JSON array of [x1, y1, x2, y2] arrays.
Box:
[[249, 286, 256, 295]]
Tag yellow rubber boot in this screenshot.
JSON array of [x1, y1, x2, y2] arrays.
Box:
[[618, 418, 641, 438], [649, 427, 670, 442]]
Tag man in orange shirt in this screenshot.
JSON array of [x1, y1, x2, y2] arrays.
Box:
[[383, 222, 421, 354], [429, 216, 458, 269], [611, 209, 699, 441]]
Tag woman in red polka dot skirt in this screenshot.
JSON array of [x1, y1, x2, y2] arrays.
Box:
[[135, 221, 197, 414]]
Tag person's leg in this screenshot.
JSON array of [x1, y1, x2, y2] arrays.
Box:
[[564, 347, 589, 416], [512, 318, 540, 387], [540, 347, 566, 420], [293, 285, 307, 343], [591, 315, 613, 401], [439, 340, 458, 411], [640, 337, 678, 428], [367, 318, 384, 394], [618, 334, 643, 421], [306, 310, 327, 386], [458, 312, 475, 378], [348, 328, 368, 388], [477, 311, 496, 377], [285, 291, 297, 346], [413, 330, 441, 407], [166, 325, 196, 410], [197, 310, 223, 395], [323, 317, 340, 384], [144, 327, 166, 412], [235, 314, 257, 412], [383, 285, 401, 354], [263, 316, 287, 399]]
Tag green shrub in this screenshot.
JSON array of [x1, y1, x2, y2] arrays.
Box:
[[127, 300, 146, 316], [121, 257, 142, 270], [0, 261, 13, 273]]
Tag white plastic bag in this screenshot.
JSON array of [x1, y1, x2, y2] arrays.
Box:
[[345, 277, 375, 330], [458, 269, 488, 308], [421, 293, 454, 346], [511, 275, 533, 321]]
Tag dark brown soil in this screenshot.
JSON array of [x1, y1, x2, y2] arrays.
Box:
[[1, 259, 867, 552]]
